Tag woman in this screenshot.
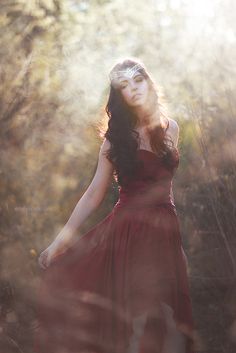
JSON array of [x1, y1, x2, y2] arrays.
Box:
[[35, 58, 197, 353]]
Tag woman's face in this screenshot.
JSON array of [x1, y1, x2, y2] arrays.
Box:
[[118, 72, 150, 108]]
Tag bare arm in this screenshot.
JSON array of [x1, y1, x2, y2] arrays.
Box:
[[167, 118, 179, 204], [166, 117, 179, 149], [167, 119, 188, 264], [52, 139, 114, 247]]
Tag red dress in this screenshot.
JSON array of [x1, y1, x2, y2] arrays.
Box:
[[34, 148, 196, 353]]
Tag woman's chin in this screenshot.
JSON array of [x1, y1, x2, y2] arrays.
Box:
[[130, 100, 146, 108]]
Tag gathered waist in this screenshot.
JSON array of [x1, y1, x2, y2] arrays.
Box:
[[113, 197, 176, 212]]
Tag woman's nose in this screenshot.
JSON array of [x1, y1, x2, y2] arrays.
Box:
[[130, 81, 138, 90]]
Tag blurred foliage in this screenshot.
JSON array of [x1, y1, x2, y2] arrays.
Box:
[[0, 0, 236, 352]]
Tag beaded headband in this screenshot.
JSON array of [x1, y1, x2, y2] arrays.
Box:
[[109, 63, 144, 83]]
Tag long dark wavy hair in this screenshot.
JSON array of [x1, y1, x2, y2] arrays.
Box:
[[99, 58, 177, 187]]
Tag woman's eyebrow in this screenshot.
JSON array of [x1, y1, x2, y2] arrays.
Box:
[[119, 74, 142, 84]]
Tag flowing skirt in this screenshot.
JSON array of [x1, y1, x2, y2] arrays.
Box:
[[34, 202, 196, 353]]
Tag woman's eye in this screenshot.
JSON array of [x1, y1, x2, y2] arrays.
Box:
[[119, 76, 143, 89]]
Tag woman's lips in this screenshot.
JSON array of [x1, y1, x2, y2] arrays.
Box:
[[133, 94, 142, 100]]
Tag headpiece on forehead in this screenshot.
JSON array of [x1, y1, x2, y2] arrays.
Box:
[[109, 63, 144, 84]]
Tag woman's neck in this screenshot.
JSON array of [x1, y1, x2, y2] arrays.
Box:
[[134, 107, 161, 130]]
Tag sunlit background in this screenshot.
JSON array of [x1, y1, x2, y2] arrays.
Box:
[[0, 0, 236, 352]]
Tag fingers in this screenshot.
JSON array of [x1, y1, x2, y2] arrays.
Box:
[[38, 243, 66, 270], [38, 251, 49, 270], [38, 254, 45, 269]]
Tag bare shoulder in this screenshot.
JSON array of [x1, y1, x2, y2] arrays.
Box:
[[167, 118, 179, 133], [99, 138, 111, 154], [99, 138, 114, 168], [166, 118, 179, 147]]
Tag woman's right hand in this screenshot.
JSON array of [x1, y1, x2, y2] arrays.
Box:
[[38, 239, 69, 270]]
